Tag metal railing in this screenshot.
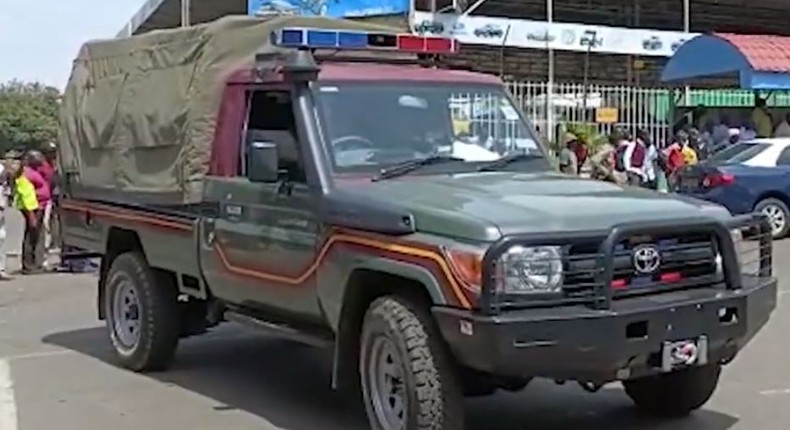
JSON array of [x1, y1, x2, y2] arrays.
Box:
[[505, 81, 673, 145]]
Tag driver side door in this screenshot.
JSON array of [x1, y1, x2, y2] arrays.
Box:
[[200, 89, 322, 322]]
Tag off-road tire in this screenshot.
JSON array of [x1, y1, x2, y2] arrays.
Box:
[[623, 364, 722, 417], [754, 197, 790, 239], [360, 296, 464, 430], [105, 252, 180, 372]]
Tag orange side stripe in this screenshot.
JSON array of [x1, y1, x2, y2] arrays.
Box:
[[61, 202, 472, 309], [61, 203, 193, 232], [214, 233, 472, 309]]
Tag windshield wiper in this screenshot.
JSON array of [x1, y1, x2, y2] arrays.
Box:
[[476, 152, 544, 172], [372, 154, 465, 182]]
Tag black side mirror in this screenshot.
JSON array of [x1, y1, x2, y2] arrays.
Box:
[[247, 141, 279, 183]]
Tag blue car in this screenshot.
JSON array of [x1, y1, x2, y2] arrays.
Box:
[[678, 138, 790, 239]]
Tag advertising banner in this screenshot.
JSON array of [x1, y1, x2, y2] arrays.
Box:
[[248, 0, 409, 18], [412, 11, 700, 58]]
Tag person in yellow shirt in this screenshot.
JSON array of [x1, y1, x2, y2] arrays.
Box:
[[10, 161, 42, 274], [752, 98, 774, 138], [681, 141, 698, 166]]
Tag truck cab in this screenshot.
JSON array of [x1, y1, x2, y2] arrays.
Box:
[[60, 22, 778, 430]]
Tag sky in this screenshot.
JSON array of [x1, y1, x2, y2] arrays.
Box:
[[0, 0, 143, 89]]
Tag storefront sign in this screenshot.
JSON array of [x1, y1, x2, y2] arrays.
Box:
[[411, 11, 699, 58], [249, 0, 408, 18]]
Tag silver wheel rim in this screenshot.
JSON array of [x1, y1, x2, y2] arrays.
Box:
[[368, 336, 407, 430], [761, 204, 786, 236], [111, 279, 141, 352]]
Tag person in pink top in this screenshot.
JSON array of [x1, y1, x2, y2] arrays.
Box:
[[22, 151, 50, 273]]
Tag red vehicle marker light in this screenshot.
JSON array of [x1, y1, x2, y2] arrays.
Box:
[[660, 271, 683, 283], [611, 279, 628, 290]]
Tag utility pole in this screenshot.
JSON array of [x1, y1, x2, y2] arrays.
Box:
[[181, 0, 191, 27], [546, 0, 555, 144]]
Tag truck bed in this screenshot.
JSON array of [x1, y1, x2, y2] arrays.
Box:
[[59, 198, 210, 297]]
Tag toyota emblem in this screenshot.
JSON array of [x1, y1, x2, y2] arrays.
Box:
[[632, 244, 661, 274]]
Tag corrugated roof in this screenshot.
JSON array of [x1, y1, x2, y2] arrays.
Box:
[[717, 33, 790, 73]]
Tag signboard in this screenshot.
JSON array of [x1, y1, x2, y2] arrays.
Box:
[[248, 0, 408, 18], [412, 11, 700, 58], [595, 108, 619, 124]]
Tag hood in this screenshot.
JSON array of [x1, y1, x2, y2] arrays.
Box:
[[341, 171, 732, 241]]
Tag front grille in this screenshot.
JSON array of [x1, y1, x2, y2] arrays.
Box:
[[479, 214, 773, 314], [563, 232, 720, 300]]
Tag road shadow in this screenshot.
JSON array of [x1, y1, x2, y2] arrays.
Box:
[[44, 325, 739, 430]]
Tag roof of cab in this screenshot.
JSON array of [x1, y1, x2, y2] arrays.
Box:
[[317, 62, 502, 84], [226, 62, 502, 85]]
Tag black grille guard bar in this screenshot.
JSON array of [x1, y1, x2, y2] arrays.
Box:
[[478, 213, 773, 316]]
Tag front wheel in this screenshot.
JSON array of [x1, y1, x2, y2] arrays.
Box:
[[623, 364, 722, 417], [359, 296, 464, 430], [105, 252, 180, 372]]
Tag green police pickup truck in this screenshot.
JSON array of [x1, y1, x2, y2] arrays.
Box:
[[57, 16, 777, 430]]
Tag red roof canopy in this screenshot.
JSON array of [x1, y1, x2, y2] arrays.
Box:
[[717, 33, 790, 73]]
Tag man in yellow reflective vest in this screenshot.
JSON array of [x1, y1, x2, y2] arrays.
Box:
[[11, 160, 42, 274]]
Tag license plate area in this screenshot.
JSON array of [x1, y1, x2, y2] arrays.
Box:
[[661, 335, 709, 372]]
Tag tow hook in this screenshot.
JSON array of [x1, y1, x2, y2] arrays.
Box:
[[578, 381, 604, 393]]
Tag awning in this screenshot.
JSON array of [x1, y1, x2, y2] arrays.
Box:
[[661, 33, 790, 90]]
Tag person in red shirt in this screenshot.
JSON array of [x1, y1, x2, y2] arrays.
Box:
[[38, 142, 58, 254], [663, 131, 687, 191], [569, 138, 589, 175]]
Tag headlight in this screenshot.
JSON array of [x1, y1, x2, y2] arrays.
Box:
[[497, 245, 564, 294]]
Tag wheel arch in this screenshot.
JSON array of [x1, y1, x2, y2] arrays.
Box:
[[328, 264, 446, 393], [753, 190, 790, 210], [99, 227, 181, 319]]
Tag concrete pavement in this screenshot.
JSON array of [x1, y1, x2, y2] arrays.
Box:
[[0, 229, 789, 429]]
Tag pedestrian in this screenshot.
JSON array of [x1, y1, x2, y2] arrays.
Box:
[[752, 97, 773, 138], [623, 131, 647, 186], [12, 158, 43, 274], [637, 129, 658, 190], [558, 134, 579, 175], [681, 137, 699, 167], [569, 136, 588, 175], [589, 134, 622, 184], [663, 132, 686, 191], [0, 159, 14, 280], [775, 113, 790, 138], [39, 143, 58, 254]]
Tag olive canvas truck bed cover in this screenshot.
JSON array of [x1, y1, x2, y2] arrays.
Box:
[[57, 15, 398, 206]]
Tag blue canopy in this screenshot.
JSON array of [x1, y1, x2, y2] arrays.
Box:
[[661, 34, 790, 90]]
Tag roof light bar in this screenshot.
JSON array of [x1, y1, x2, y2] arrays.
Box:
[[273, 27, 458, 54]]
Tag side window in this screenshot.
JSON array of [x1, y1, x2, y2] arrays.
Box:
[[777, 147, 790, 166], [243, 90, 307, 183]]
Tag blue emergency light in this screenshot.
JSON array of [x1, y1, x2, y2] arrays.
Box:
[[273, 27, 458, 54]]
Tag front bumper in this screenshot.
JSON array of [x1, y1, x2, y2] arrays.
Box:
[[434, 276, 777, 382]]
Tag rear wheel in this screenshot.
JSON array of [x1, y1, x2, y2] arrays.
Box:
[[105, 252, 180, 371], [623, 364, 721, 417], [755, 198, 789, 239], [359, 296, 464, 430]]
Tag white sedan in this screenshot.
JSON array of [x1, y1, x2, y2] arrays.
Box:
[[707, 137, 790, 167]]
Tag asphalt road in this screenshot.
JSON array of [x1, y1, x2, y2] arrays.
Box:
[[1, 215, 790, 430]]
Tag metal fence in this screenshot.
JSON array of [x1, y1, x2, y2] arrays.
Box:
[[505, 81, 673, 145]]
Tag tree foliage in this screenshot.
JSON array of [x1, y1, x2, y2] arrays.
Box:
[[0, 80, 61, 154]]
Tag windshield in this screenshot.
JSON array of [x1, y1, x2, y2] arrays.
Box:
[[710, 142, 770, 163], [313, 82, 547, 174]]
